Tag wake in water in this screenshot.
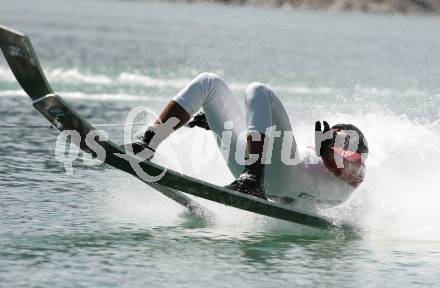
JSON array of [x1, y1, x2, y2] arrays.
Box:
[[2, 65, 434, 100]]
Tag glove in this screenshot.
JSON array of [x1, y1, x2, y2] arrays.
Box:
[[314, 121, 334, 157], [187, 112, 210, 130]]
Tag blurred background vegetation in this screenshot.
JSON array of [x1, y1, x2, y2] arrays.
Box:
[[179, 0, 440, 14]]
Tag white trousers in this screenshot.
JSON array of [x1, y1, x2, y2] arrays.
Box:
[[173, 73, 352, 207]]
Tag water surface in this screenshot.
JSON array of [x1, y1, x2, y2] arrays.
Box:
[[1, 0, 440, 286]]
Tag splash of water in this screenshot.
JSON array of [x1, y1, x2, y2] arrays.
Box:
[[324, 112, 440, 240], [156, 110, 440, 240]]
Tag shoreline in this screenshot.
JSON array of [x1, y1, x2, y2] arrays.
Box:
[[182, 0, 440, 15]]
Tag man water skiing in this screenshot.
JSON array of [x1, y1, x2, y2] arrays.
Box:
[[122, 73, 368, 208]]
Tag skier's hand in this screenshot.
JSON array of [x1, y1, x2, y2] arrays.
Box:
[[187, 112, 210, 130], [314, 121, 334, 157]]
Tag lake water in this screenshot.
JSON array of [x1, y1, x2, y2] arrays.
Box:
[[1, 0, 440, 287]]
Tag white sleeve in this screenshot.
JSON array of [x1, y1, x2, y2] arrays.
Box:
[[300, 148, 328, 174]]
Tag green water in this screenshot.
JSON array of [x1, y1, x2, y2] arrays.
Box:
[[1, 0, 440, 287]]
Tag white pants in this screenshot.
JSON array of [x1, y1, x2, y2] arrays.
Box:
[[173, 73, 352, 208]]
